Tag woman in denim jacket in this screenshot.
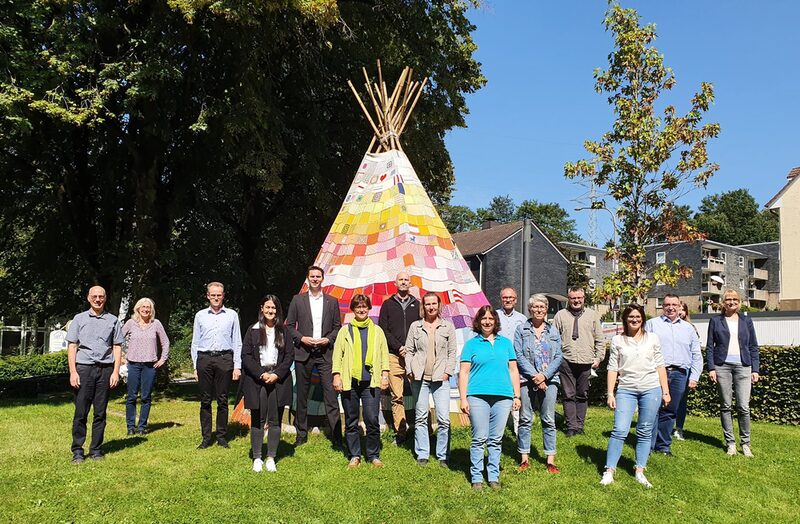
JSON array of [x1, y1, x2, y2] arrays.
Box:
[[513, 293, 563, 474]]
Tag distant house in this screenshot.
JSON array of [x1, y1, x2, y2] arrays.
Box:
[[451, 220, 568, 313], [766, 166, 800, 310], [559, 241, 616, 293]]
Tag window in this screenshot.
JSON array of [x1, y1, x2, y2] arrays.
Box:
[[739, 278, 745, 290], [720, 252, 727, 264], [738, 256, 745, 268], [588, 254, 597, 267], [656, 251, 666, 264], [656, 297, 663, 309]]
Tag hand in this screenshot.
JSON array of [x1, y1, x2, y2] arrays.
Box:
[[512, 398, 521, 411], [460, 398, 470, 416], [443, 373, 450, 382], [232, 369, 241, 381], [688, 379, 698, 389], [318, 337, 330, 347], [399, 346, 407, 357], [380, 375, 389, 391], [154, 360, 165, 369], [708, 370, 717, 383], [607, 394, 616, 409], [260, 372, 271, 383], [752, 373, 760, 384], [661, 392, 671, 408], [533, 373, 546, 386], [407, 373, 414, 381], [110, 372, 119, 389], [266, 373, 279, 384], [70, 371, 81, 389], [301, 336, 316, 347], [591, 359, 601, 369], [333, 374, 342, 392], [538, 382, 547, 391], [193, 370, 198, 381]]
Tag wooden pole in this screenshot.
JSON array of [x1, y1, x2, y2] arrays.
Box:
[[347, 79, 383, 141], [398, 77, 428, 137]]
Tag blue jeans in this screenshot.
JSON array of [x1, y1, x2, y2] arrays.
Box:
[[675, 381, 689, 431], [341, 381, 381, 461], [517, 382, 558, 456], [605, 387, 661, 470], [411, 380, 451, 461], [651, 367, 689, 452], [468, 395, 512, 483], [126, 362, 157, 431]]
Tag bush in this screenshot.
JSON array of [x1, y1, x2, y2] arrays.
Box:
[[0, 351, 68, 382], [589, 345, 800, 425]]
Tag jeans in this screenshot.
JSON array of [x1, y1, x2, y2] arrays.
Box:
[[468, 395, 512, 483], [605, 387, 661, 470], [559, 360, 592, 432], [411, 379, 451, 461], [675, 381, 689, 431], [72, 364, 113, 457], [715, 363, 752, 445], [126, 361, 157, 431], [651, 367, 689, 452], [341, 381, 381, 461], [517, 382, 558, 456]]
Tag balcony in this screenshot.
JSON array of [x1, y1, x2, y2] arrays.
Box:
[[748, 289, 768, 302], [749, 267, 768, 280], [702, 257, 725, 272], [701, 282, 723, 295]]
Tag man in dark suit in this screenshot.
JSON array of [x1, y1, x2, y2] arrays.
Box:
[[286, 265, 342, 448]]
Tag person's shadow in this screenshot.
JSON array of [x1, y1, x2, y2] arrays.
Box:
[[103, 435, 147, 454], [575, 443, 634, 474], [145, 421, 182, 434]]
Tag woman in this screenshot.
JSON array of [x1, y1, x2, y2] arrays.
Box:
[[673, 301, 698, 441], [332, 294, 390, 469], [513, 294, 563, 474], [122, 298, 170, 436], [242, 295, 294, 472], [601, 304, 669, 488], [706, 289, 760, 457], [459, 305, 521, 490], [405, 292, 457, 466]]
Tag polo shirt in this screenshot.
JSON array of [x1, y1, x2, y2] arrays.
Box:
[[460, 334, 516, 398], [66, 309, 124, 364]]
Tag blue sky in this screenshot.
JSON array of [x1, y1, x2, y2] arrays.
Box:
[[444, 0, 800, 244]]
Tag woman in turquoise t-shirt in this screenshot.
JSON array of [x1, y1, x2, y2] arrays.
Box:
[[459, 305, 521, 490]]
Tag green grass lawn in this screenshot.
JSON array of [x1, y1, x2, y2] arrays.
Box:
[[1, 383, 799, 523]]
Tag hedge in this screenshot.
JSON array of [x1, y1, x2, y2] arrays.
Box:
[[0, 351, 68, 382], [589, 345, 800, 425]]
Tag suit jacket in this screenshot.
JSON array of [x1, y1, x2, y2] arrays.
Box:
[[241, 324, 294, 409], [285, 292, 342, 362], [706, 313, 760, 373]]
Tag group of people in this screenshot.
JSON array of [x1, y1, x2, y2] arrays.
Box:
[[65, 273, 760, 490]]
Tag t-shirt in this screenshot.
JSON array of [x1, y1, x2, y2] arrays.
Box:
[[460, 334, 516, 398]]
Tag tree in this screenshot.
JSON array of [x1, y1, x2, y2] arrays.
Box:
[[515, 200, 583, 244], [476, 195, 516, 224], [693, 189, 779, 245], [438, 204, 481, 233], [0, 1, 485, 326], [564, 3, 720, 304]]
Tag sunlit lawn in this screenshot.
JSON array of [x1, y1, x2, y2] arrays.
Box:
[[1, 383, 798, 523]]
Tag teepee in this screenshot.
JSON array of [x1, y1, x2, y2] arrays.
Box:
[[308, 62, 489, 356]]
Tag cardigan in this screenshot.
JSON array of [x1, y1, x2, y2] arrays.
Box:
[[332, 322, 390, 391]]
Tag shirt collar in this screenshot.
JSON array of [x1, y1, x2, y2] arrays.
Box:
[[207, 306, 227, 315], [88, 309, 107, 318], [659, 315, 681, 324]]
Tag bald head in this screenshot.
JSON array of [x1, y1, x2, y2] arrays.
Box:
[[87, 286, 107, 314], [395, 271, 411, 297], [500, 287, 518, 313]]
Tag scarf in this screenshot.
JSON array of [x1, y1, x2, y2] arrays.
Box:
[[350, 317, 376, 380], [569, 308, 584, 341]]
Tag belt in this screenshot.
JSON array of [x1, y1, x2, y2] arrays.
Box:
[[77, 362, 114, 368], [201, 350, 233, 357], [666, 365, 687, 372]]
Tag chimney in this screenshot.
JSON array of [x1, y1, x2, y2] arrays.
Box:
[[482, 219, 499, 230]]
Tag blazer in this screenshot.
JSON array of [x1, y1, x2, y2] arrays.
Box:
[[241, 323, 294, 409], [706, 313, 760, 373], [404, 319, 457, 381], [285, 292, 342, 362]]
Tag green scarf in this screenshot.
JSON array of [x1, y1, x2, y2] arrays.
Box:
[[350, 317, 376, 380]]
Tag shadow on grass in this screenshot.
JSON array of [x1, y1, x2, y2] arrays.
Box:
[[682, 428, 724, 449], [449, 447, 472, 483], [575, 443, 634, 474], [146, 421, 183, 434], [104, 435, 147, 454]]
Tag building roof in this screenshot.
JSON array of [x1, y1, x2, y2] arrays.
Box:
[[451, 221, 523, 256], [646, 239, 767, 256], [559, 241, 606, 253], [766, 166, 800, 209]]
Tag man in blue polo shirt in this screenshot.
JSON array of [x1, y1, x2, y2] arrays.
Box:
[[645, 293, 702, 456], [67, 285, 124, 464]]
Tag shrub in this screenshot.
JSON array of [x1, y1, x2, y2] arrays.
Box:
[[0, 351, 68, 382]]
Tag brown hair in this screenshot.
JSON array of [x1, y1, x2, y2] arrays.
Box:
[[472, 305, 500, 335], [420, 292, 442, 319], [350, 294, 371, 311], [308, 265, 325, 278], [621, 304, 646, 337]]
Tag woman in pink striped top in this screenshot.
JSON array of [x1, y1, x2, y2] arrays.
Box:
[[122, 298, 170, 435]]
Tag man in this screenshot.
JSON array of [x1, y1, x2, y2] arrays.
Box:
[[552, 287, 604, 436], [286, 265, 342, 447], [496, 287, 528, 339], [645, 294, 702, 455], [378, 270, 420, 444], [191, 282, 242, 449], [66, 285, 124, 464]]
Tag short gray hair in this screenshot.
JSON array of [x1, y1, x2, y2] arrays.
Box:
[[527, 294, 549, 308]]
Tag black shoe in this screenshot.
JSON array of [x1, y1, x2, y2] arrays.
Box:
[[197, 440, 213, 449], [71, 455, 85, 465], [136, 428, 146, 436], [216, 438, 230, 449], [295, 437, 307, 447], [576, 429, 586, 435], [127, 428, 135, 436], [564, 430, 576, 438], [89, 454, 104, 461], [416, 458, 429, 466], [394, 433, 408, 446]]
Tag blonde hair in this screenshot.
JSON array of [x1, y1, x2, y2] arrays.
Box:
[[132, 297, 156, 323], [722, 288, 741, 302]]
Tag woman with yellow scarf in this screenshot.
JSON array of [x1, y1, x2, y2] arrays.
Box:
[[332, 294, 390, 468]]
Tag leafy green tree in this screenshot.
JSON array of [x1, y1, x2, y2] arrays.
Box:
[[438, 204, 481, 234], [515, 200, 582, 244], [476, 195, 516, 224], [693, 189, 778, 245], [564, 3, 720, 303]]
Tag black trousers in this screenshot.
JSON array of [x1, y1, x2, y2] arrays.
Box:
[[250, 385, 280, 460], [295, 354, 341, 443], [559, 360, 592, 432], [197, 351, 234, 442], [72, 363, 113, 457]]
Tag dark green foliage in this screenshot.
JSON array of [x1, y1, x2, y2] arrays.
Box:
[[693, 189, 779, 245], [0, 351, 68, 382], [589, 346, 800, 425]]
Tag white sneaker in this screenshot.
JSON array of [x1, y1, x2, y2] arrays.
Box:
[[252, 459, 264, 473], [265, 457, 277, 472], [726, 443, 737, 456], [600, 469, 615, 486], [672, 429, 685, 441], [635, 471, 653, 488], [742, 444, 754, 458]]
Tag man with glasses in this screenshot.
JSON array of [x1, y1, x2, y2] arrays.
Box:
[[645, 293, 701, 455], [496, 288, 528, 339]]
